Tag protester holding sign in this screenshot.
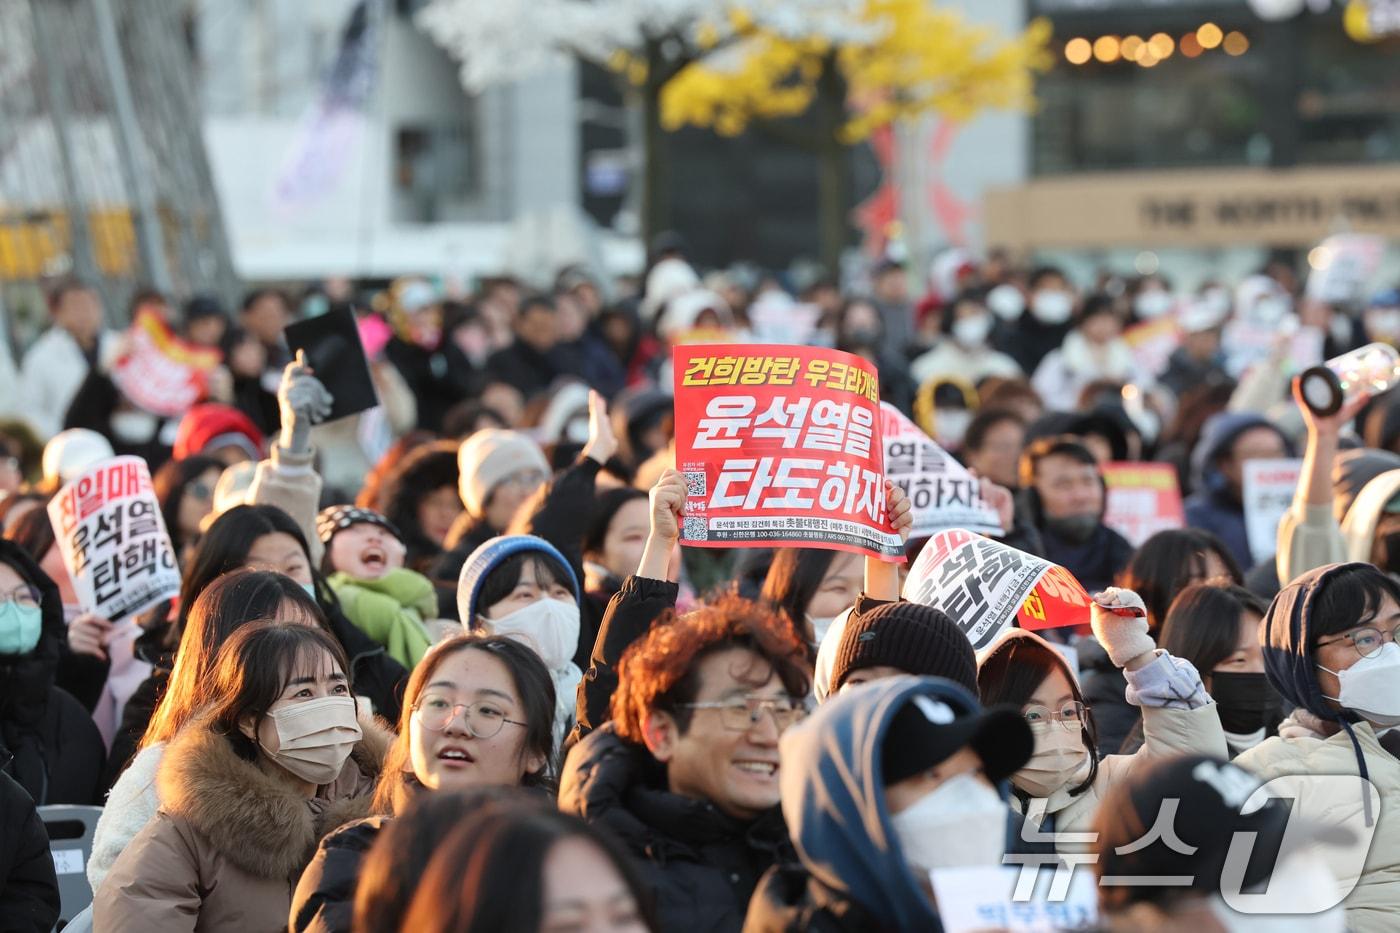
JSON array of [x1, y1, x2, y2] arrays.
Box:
[[976, 588, 1227, 852]]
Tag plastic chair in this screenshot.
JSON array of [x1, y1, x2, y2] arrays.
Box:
[[37, 805, 102, 928]]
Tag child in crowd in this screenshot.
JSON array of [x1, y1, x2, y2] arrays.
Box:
[[318, 505, 440, 668]]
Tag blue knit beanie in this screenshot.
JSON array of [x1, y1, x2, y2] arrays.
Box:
[[456, 535, 580, 626]]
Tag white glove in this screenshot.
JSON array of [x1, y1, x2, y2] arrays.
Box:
[[1090, 587, 1155, 669]]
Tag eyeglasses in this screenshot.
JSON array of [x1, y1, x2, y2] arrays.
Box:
[[188, 480, 214, 500], [677, 696, 807, 733], [1023, 701, 1087, 732], [0, 585, 40, 610], [412, 694, 528, 739], [1317, 623, 1400, 660]]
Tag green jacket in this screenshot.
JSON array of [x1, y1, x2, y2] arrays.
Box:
[[327, 568, 436, 668]]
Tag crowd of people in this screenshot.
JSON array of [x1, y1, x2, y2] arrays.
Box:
[[0, 240, 1399, 932]]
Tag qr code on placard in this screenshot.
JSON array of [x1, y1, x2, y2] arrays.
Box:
[[684, 471, 706, 496], [683, 517, 707, 540]]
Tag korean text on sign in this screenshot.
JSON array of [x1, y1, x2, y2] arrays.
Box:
[[673, 344, 903, 561], [903, 529, 1090, 650], [1100, 461, 1185, 547], [47, 456, 181, 621], [881, 402, 1001, 537]]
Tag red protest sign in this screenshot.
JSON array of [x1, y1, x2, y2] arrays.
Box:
[[672, 344, 903, 561], [903, 529, 1089, 649], [1101, 461, 1185, 547], [112, 309, 222, 417]]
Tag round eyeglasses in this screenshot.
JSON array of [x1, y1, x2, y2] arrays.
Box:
[[412, 694, 528, 739]]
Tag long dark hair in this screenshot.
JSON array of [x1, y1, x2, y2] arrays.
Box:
[[144, 569, 326, 748], [1117, 528, 1243, 631], [760, 548, 838, 638], [378, 440, 461, 567], [374, 635, 556, 814], [153, 454, 223, 555], [1158, 583, 1267, 680], [179, 504, 333, 640], [396, 796, 659, 933], [205, 621, 352, 762], [978, 635, 1099, 797]]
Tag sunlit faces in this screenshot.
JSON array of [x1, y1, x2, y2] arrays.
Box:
[[409, 647, 543, 790], [1034, 454, 1102, 519], [483, 560, 575, 621], [328, 522, 407, 581], [1314, 594, 1400, 706], [238, 647, 349, 763], [539, 836, 648, 933], [243, 532, 313, 586], [807, 551, 861, 621], [417, 485, 464, 548], [593, 499, 649, 580], [483, 470, 547, 531], [883, 746, 990, 816], [646, 648, 793, 821]]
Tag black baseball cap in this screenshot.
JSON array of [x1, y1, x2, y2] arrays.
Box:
[[881, 685, 1033, 786]]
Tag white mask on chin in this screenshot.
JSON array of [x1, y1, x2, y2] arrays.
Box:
[[890, 772, 1008, 876]]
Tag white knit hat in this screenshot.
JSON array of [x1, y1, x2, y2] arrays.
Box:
[[456, 429, 550, 517]]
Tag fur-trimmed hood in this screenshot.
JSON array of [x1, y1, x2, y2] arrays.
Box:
[[155, 712, 392, 881]]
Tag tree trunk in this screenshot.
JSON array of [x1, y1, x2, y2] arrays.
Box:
[[641, 41, 670, 250], [815, 55, 849, 274]]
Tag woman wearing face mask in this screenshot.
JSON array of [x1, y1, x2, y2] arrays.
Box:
[[457, 535, 584, 748], [291, 634, 555, 933], [909, 288, 1024, 389], [1128, 274, 1176, 323], [113, 506, 407, 765], [1231, 562, 1400, 933], [0, 539, 105, 806], [760, 548, 863, 655], [995, 266, 1077, 375], [746, 676, 1033, 931], [92, 571, 347, 890], [1032, 295, 1139, 414], [976, 588, 1228, 852], [94, 622, 382, 933]]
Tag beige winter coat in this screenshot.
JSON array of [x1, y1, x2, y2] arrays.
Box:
[[93, 715, 390, 933], [1235, 723, 1400, 933]]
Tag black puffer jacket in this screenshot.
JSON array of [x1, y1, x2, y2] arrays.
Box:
[[0, 541, 105, 805], [0, 768, 58, 933], [289, 814, 389, 933], [559, 723, 794, 933], [574, 575, 679, 743]]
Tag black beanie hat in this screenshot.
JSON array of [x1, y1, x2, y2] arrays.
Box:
[[830, 602, 977, 695], [316, 505, 403, 547]]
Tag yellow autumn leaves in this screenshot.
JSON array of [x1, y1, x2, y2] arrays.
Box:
[[650, 0, 1052, 143]]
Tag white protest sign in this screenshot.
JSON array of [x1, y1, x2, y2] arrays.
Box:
[[51, 849, 85, 876], [903, 530, 1091, 650], [46, 456, 181, 621], [880, 403, 1002, 538], [1306, 234, 1386, 305], [930, 865, 1098, 932], [1242, 458, 1303, 562]]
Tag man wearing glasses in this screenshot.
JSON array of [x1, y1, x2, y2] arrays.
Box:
[[559, 590, 811, 933], [1235, 561, 1400, 933]]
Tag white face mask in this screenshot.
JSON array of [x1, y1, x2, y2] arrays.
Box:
[[807, 614, 839, 648], [987, 284, 1025, 321], [951, 314, 993, 347], [257, 695, 362, 785], [1031, 290, 1073, 325], [482, 597, 580, 674], [890, 772, 1007, 877], [1318, 641, 1400, 726], [1249, 296, 1292, 325], [111, 410, 158, 444], [1134, 289, 1174, 320], [1012, 726, 1088, 798], [934, 409, 973, 449]]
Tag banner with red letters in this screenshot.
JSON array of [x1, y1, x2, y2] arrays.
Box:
[[1100, 461, 1185, 547], [112, 309, 222, 417], [673, 344, 903, 560], [47, 456, 181, 621], [903, 529, 1091, 650]]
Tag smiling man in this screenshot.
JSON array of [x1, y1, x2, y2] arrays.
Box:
[[558, 594, 812, 932]]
